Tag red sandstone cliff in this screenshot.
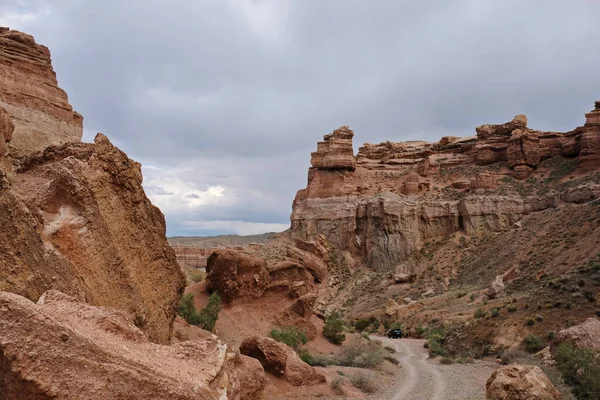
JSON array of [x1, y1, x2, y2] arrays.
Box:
[[292, 103, 600, 271], [0, 27, 83, 159], [0, 29, 184, 344]]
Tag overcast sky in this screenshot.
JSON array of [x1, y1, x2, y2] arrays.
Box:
[[2, 1, 599, 237]]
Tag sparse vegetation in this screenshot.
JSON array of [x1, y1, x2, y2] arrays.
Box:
[[331, 377, 344, 395], [270, 326, 307, 351], [474, 308, 487, 319], [490, 307, 500, 317], [525, 317, 535, 326], [523, 335, 543, 353], [323, 311, 346, 344], [350, 373, 377, 394], [555, 343, 600, 399], [336, 337, 385, 368], [187, 269, 205, 283], [178, 292, 222, 332]]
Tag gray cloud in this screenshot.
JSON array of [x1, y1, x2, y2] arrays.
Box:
[[2, 0, 599, 236]]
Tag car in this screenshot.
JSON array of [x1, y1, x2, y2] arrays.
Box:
[[387, 328, 403, 339]]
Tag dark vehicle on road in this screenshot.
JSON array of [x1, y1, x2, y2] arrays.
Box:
[[387, 328, 403, 338]]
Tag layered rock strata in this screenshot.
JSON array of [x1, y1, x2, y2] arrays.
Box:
[[292, 104, 600, 270], [0, 28, 83, 159]]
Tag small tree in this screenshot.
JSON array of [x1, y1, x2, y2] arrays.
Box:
[[178, 293, 196, 322], [323, 311, 346, 344], [190, 292, 222, 332]]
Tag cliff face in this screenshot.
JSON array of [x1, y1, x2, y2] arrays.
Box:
[[291, 103, 600, 271], [0, 29, 184, 344], [0, 27, 83, 159]]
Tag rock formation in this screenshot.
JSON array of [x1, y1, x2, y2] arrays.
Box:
[[291, 103, 600, 271], [0, 29, 184, 344], [0, 290, 265, 400], [240, 336, 326, 386], [485, 364, 561, 400], [0, 27, 83, 159], [1, 134, 185, 343], [555, 317, 600, 353]]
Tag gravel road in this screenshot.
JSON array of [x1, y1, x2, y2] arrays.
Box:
[[376, 337, 499, 400]]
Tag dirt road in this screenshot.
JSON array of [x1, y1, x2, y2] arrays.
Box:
[[376, 337, 498, 400]]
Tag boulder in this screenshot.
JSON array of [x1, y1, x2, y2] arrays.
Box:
[[385, 298, 401, 316], [556, 317, 600, 353], [0, 290, 264, 400], [403, 297, 413, 305], [240, 336, 326, 386], [487, 275, 505, 299], [486, 364, 561, 400], [206, 249, 270, 303], [394, 272, 416, 283]]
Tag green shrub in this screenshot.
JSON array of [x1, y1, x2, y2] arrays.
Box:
[[336, 338, 385, 368], [323, 311, 346, 344], [523, 335, 543, 353], [547, 331, 556, 341], [474, 308, 487, 319], [525, 317, 535, 326], [428, 338, 449, 357], [187, 269, 205, 283], [440, 356, 454, 364], [555, 343, 600, 399], [298, 350, 331, 367], [508, 305, 517, 312], [415, 326, 427, 338], [188, 292, 221, 332], [331, 377, 344, 395], [354, 318, 371, 332], [490, 307, 500, 317], [350, 373, 377, 394], [426, 326, 446, 341], [178, 293, 196, 322], [270, 326, 308, 351]]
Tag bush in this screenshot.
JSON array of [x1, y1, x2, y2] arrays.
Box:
[[350, 373, 377, 394], [187, 269, 205, 283], [354, 318, 371, 332], [428, 338, 448, 357], [415, 326, 427, 338], [331, 377, 344, 395], [525, 317, 535, 326], [440, 356, 454, 364], [270, 326, 308, 351], [555, 343, 600, 399], [547, 331, 556, 341], [188, 292, 221, 332], [298, 349, 331, 367], [523, 335, 543, 353], [508, 305, 517, 312], [474, 308, 487, 319], [490, 307, 500, 317], [178, 293, 196, 322], [323, 311, 346, 344], [336, 337, 385, 368]]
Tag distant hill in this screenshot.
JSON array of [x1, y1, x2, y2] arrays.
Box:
[[168, 232, 281, 248]]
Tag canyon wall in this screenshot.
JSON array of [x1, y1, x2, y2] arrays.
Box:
[[291, 104, 600, 271], [0, 29, 184, 344], [0, 27, 83, 159]]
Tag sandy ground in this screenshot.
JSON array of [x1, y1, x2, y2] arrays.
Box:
[[375, 337, 499, 400]]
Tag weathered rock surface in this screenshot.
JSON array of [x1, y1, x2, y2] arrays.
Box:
[[487, 275, 505, 299], [0, 106, 15, 161], [310, 125, 356, 171], [1, 134, 184, 343], [240, 336, 326, 386], [486, 364, 560, 400], [291, 103, 600, 271], [275, 292, 318, 339], [206, 249, 270, 303], [0, 28, 82, 159], [0, 290, 265, 400], [556, 317, 600, 353]]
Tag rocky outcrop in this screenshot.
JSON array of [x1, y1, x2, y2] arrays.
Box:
[[556, 317, 600, 353], [485, 364, 560, 400], [291, 103, 600, 271], [0, 28, 82, 159], [240, 336, 326, 386], [310, 125, 356, 171], [0, 106, 14, 161], [0, 290, 265, 400], [1, 134, 184, 344], [206, 249, 270, 303], [275, 292, 318, 339]]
